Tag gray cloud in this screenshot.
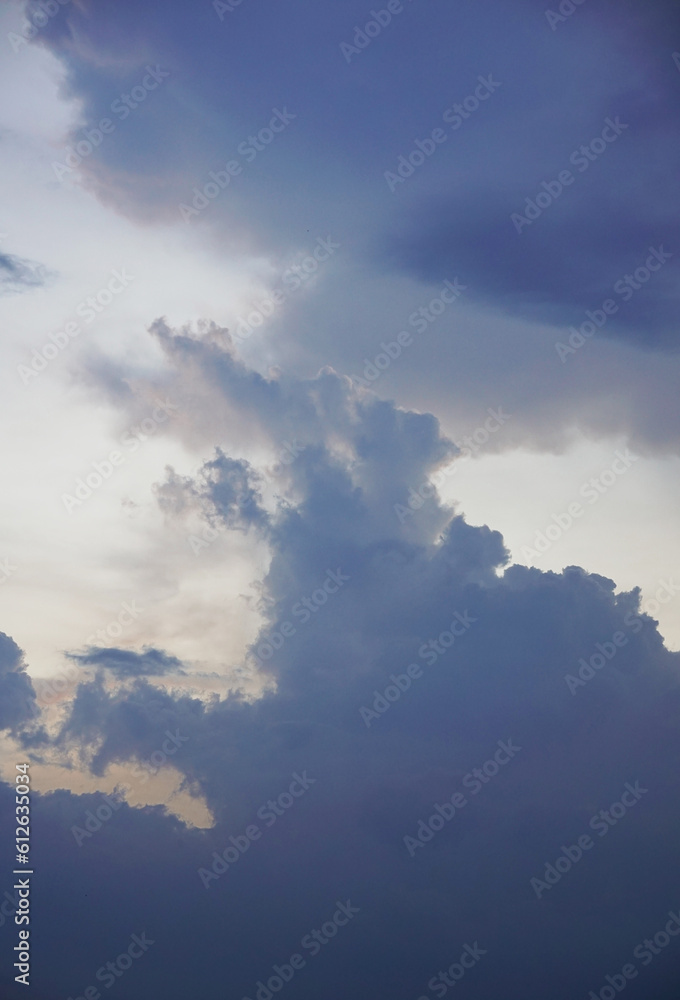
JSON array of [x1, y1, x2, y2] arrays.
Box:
[[66, 646, 187, 679], [7, 338, 680, 999]]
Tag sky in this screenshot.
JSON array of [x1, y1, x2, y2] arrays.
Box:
[[0, 0, 679, 997]]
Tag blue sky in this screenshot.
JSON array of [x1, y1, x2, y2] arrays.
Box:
[[1, 0, 680, 997]]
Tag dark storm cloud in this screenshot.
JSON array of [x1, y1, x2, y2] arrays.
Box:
[[45, 672, 207, 777], [31, 0, 680, 356], [5, 341, 680, 999], [383, 183, 680, 350]]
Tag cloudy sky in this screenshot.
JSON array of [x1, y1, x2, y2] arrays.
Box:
[[1, 0, 680, 997]]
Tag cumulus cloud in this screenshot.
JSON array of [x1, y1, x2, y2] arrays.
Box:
[[155, 450, 269, 534], [6, 332, 680, 998]]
